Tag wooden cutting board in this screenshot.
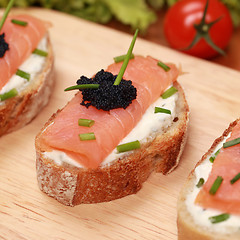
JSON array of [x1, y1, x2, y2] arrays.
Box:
[[1, 8, 240, 240]]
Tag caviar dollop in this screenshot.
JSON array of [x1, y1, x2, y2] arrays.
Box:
[[0, 33, 9, 58], [77, 70, 137, 111]]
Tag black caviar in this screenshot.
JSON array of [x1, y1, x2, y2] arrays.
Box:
[[76, 70, 137, 111], [0, 33, 9, 58]]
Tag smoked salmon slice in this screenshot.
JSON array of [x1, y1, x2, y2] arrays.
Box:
[[40, 56, 179, 169], [195, 121, 240, 215], [0, 14, 49, 90]]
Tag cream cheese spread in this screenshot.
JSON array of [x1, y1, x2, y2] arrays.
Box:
[[0, 36, 47, 101], [185, 134, 240, 234], [44, 90, 178, 168]]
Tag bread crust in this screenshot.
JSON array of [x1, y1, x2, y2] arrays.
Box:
[[0, 34, 54, 137], [35, 81, 189, 206], [177, 119, 240, 240]]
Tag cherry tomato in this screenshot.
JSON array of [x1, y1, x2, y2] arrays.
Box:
[[163, 0, 233, 59]]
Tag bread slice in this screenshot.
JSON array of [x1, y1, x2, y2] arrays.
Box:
[[0, 34, 54, 137], [177, 119, 240, 240], [35, 80, 189, 206]]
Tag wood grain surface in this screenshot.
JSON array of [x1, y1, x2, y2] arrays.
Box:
[[1, 8, 240, 240]]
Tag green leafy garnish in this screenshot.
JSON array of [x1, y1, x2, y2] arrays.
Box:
[[64, 84, 100, 91], [0, 0, 15, 32], [78, 119, 95, 127], [33, 48, 48, 57], [16, 69, 30, 81], [230, 172, 240, 184], [223, 137, 240, 148], [114, 53, 134, 63], [209, 176, 223, 195], [209, 213, 230, 224], [11, 19, 28, 26], [209, 148, 221, 163], [113, 29, 138, 85], [157, 61, 170, 72], [117, 140, 140, 153], [196, 178, 205, 188], [154, 107, 171, 114], [0, 88, 18, 101], [79, 132, 96, 141], [161, 86, 178, 99]]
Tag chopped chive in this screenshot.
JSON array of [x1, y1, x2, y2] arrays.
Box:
[[209, 176, 223, 195], [114, 53, 134, 63], [230, 172, 240, 184], [0, 88, 18, 101], [0, 0, 15, 32], [157, 61, 171, 72], [117, 140, 140, 153], [79, 132, 96, 141], [16, 69, 30, 81], [154, 107, 171, 114], [196, 178, 205, 188], [209, 149, 221, 163], [161, 86, 178, 99], [64, 84, 99, 91], [11, 19, 28, 26], [78, 118, 95, 127], [113, 29, 139, 86], [209, 213, 230, 224], [223, 137, 240, 148], [33, 48, 48, 57]]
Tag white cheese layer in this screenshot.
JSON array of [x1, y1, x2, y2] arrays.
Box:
[[185, 134, 240, 234], [0, 36, 47, 103], [44, 91, 178, 168]]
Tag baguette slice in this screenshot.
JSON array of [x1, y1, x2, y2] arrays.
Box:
[[35, 81, 189, 206], [178, 119, 240, 240], [0, 34, 54, 136]]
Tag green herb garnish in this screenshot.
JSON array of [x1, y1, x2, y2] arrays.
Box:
[[64, 84, 100, 91], [196, 178, 205, 188], [16, 69, 30, 81], [117, 140, 140, 153], [209, 176, 223, 195], [157, 61, 170, 72], [0, 88, 18, 101], [0, 0, 15, 32], [223, 137, 240, 148], [113, 29, 139, 85], [33, 48, 48, 57], [114, 53, 134, 63], [11, 19, 28, 26], [230, 172, 240, 184], [161, 86, 178, 99], [78, 118, 95, 127], [209, 148, 221, 163], [79, 132, 96, 141], [154, 107, 171, 114], [209, 213, 230, 224]]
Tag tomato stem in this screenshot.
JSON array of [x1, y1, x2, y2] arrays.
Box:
[[182, 0, 226, 56]]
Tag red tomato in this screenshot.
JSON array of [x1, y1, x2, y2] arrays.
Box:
[[163, 0, 233, 59]]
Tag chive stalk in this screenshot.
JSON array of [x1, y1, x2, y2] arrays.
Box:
[[209, 149, 221, 163], [0, 88, 18, 101], [161, 86, 178, 99], [16, 69, 30, 81], [154, 107, 171, 114], [79, 132, 96, 141], [117, 140, 140, 153], [196, 178, 205, 188], [78, 118, 95, 127], [113, 29, 139, 86], [0, 0, 15, 32], [33, 48, 48, 57], [114, 53, 134, 63], [64, 84, 99, 91], [11, 19, 28, 26], [209, 213, 230, 224], [209, 176, 223, 195], [223, 137, 240, 148], [157, 61, 170, 72], [230, 172, 240, 184]]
